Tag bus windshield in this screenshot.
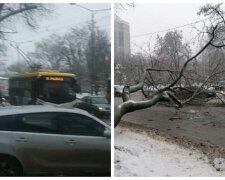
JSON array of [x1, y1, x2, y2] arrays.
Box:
[[40, 80, 76, 104], [9, 71, 78, 105]]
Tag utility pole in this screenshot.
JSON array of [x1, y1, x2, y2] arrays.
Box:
[[70, 3, 97, 95], [90, 12, 97, 95], [70, 4, 110, 95]]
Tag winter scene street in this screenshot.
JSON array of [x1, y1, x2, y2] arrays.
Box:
[[114, 3, 225, 177], [0, 3, 111, 176]]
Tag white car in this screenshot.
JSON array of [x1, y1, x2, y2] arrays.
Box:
[[114, 85, 124, 97]]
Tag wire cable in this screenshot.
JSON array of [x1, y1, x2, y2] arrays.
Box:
[[131, 17, 211, 38]]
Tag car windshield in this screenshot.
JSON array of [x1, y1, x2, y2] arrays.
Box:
[[91, 97, 108, 104], [115, 86, 124, 90]]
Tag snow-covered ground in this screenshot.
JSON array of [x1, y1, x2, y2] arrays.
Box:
[[115, 126, 225, 177]]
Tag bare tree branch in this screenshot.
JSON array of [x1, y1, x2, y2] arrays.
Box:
[[210, 42, 225, 48], [0, 4, 37, 23], [115, 93, 166, 127], [115, 4, 225, 128], [159, 25, 218, 92], [181, 70, 225, 105]]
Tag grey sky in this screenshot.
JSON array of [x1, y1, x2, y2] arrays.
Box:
[[3, 3, 110, 65], [118, 3, 206, 54]]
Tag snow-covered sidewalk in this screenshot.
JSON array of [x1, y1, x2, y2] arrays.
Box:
[[115, 125, 225, 177]]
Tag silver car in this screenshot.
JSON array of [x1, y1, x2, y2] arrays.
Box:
[[0, 105, 111, 176]]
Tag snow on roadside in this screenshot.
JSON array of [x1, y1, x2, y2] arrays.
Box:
[[115, 126, 225, 177], [76, 93, 91, 99]]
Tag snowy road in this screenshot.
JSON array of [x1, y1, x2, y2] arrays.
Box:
[[115, 124, 225, 177], [115, 93, 225, 148]]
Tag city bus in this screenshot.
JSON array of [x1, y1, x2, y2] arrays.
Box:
[[9, 70, 79, 105]]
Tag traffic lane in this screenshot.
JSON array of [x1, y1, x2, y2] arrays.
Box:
[[115, 96, 225, 148]]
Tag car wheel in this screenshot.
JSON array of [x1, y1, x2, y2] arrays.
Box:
[[0, 156, 22, 176]]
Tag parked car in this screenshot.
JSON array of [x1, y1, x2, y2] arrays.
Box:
[[114, 85, 124, 97], [75, 96, 110, 119], [0, 105, 111, 176]]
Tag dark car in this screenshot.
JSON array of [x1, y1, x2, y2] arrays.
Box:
[[114, 85, 124, 97], [0, 105, 111, 176], [75, 96, 110, 120]]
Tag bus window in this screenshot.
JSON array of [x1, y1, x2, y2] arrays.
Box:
[[40, 80, 76, 104], [22, 90, 32, 105]]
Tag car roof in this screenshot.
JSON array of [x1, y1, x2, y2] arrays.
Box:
[[0, 105, 110, 129], [0, 105, 89, 116], [114, 85, 124, 88], [82, 95, 106, 98]]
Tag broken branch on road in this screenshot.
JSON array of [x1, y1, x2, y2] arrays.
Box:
[[114, 24, 225, 128]]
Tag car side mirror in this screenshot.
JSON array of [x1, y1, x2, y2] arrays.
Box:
[[103, 129, 111, 138]]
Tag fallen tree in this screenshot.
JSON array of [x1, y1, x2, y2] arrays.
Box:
[[115, 4, 225, 127]]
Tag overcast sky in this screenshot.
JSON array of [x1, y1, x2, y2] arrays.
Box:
[[3, 3, 110, 65], [118, 3, 207, 54]]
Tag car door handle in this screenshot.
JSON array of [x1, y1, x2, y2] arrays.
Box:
[[15, 137, 27, 142], [65, 139, 77, 145]]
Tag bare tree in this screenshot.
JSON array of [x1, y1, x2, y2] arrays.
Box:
[[114, 3, 136, 15], [7, 60, 29, 73], [27, 21, 110, 93], [0, 3, 52, 36], [85, 17, 111, 94], [114, 4, 225, 127], [0, 3, 53, 65]]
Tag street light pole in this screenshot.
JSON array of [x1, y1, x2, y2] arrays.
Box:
[[70, 3, 96, 95], [70, 4, 110, 95]]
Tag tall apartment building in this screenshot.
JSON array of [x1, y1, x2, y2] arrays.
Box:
[[114, 15, 131, 60]]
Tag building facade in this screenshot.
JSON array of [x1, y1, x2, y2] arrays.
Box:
[[0, 77, 8, 90], [114, 15, 131, 60]]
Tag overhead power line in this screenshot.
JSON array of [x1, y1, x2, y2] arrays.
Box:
[[131, 41, 149, 54], [9, 43, 33, 68], [94, 8, 111, 12], [131, 17, 211, 38], [71, 3, 110, 13], [4, 15, 110, 43], [70, 3, 93, 12]]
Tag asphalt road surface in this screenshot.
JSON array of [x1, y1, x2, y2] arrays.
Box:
[[115, 92, 225, 148]]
